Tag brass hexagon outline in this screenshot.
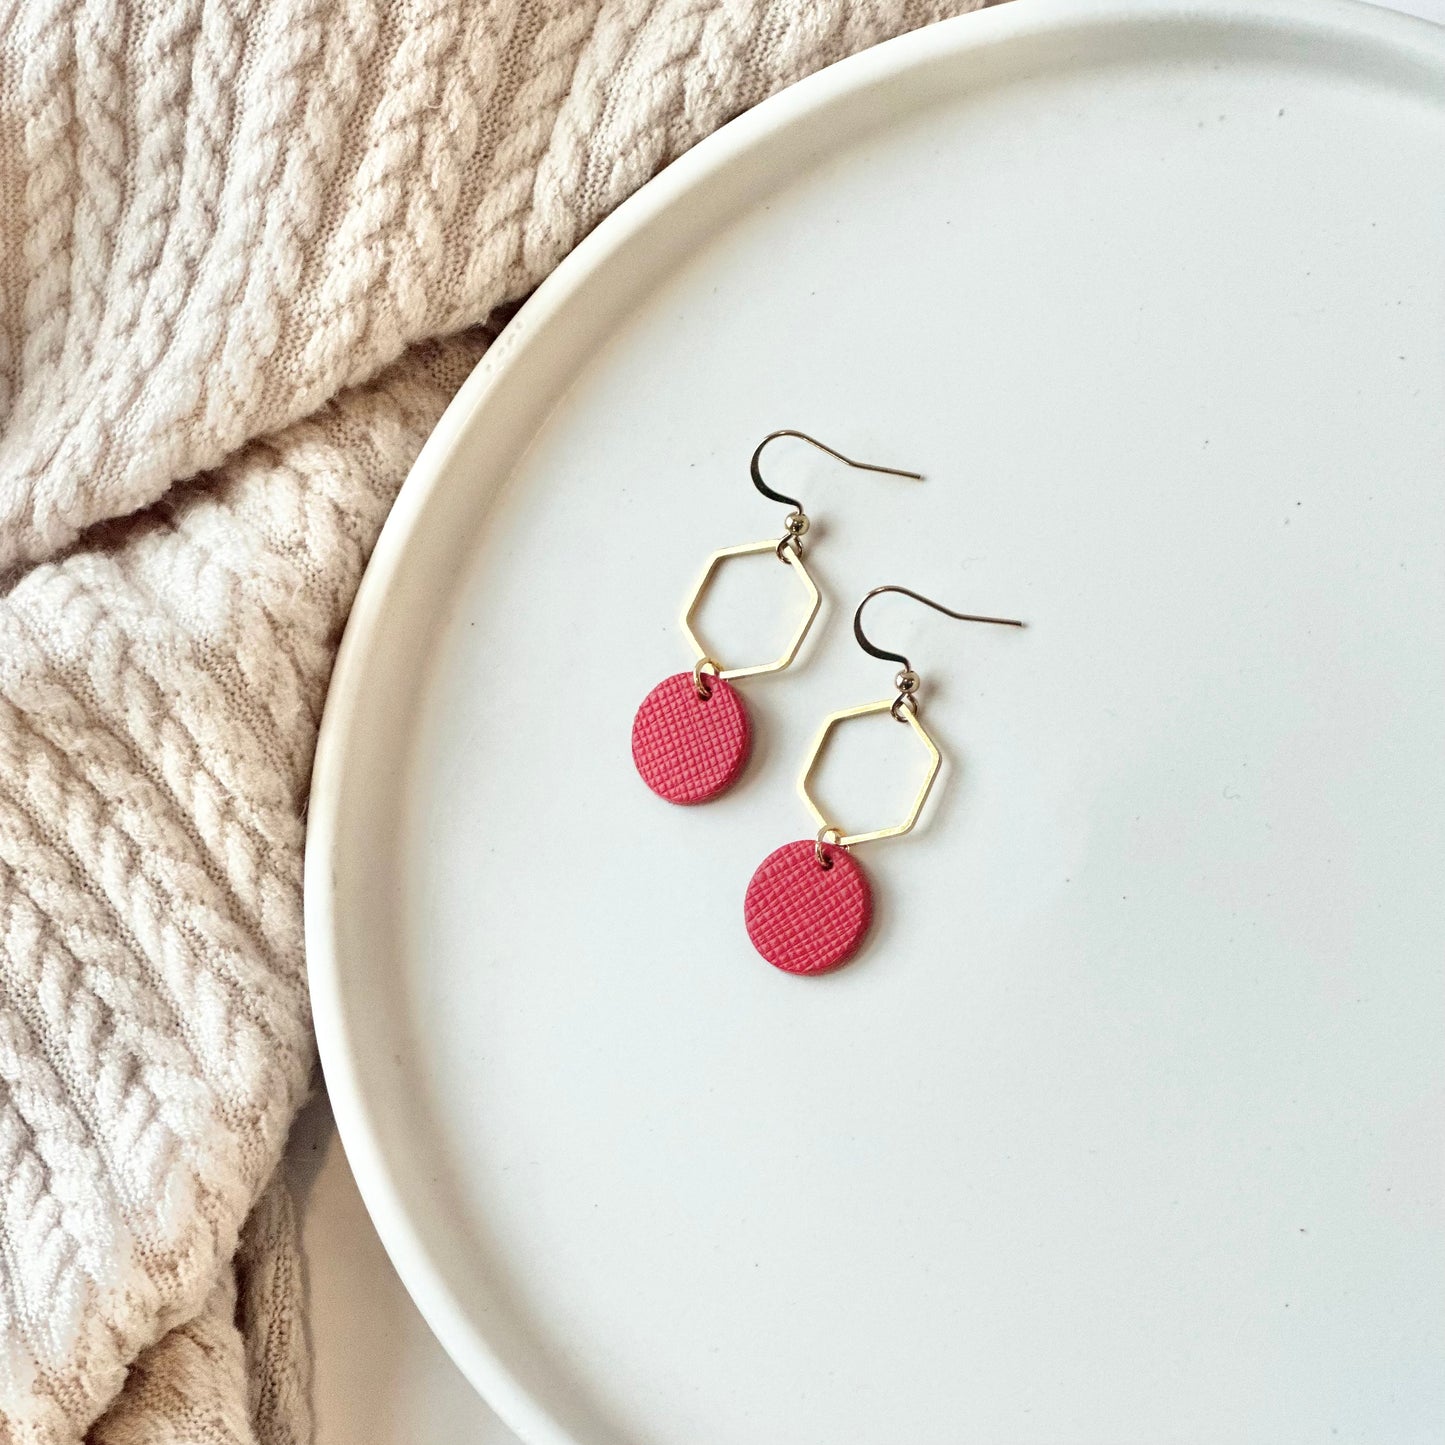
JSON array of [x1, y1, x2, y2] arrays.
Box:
[[679, 539, 820, 680], [797, 697, 942, 848]]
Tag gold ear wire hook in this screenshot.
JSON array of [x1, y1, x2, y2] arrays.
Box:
[[853, 585, 1024, 717], [749, 431, 923, 550]]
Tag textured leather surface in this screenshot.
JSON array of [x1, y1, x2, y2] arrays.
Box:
[[632, 671, 752, 803], [744, 839, 873, 974]]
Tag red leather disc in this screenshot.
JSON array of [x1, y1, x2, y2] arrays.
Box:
[[632, 672, 751, 804], [744, 840, 873, 975]]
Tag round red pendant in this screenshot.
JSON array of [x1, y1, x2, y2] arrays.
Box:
[[632, 672, 751, 804], [744, 840, 873, 975]]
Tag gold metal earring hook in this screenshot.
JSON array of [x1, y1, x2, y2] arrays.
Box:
[[853, 585, 1024, 717], [749, 430, 923, 522]]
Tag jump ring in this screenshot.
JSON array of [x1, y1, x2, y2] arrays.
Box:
[[814, 826, 843, 869], [693, 657, 721, 699]]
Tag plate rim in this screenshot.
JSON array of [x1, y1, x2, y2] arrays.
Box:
[[303, 2, 1445, 1440]]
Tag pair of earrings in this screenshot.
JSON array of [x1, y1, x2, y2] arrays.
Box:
[[631, 430, 1023, 975]]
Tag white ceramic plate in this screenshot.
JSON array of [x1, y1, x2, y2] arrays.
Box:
[[305, 4, 1445, 1442]]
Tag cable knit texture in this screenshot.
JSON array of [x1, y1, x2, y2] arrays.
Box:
[[0, 0, 989, 1439]]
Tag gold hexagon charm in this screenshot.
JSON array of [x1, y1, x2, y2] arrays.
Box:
[[797, 698, 942, 847], [679, 539, 820, 680]]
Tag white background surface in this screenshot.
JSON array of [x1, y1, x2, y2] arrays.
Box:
[[294, 1, 1445, 1441]]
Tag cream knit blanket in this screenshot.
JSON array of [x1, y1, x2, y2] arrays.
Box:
[[0, 1, 987, 1439]]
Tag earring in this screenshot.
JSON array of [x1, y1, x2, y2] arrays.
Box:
[[631, 432, 921, 804], [744, 585, 1025, 974]]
